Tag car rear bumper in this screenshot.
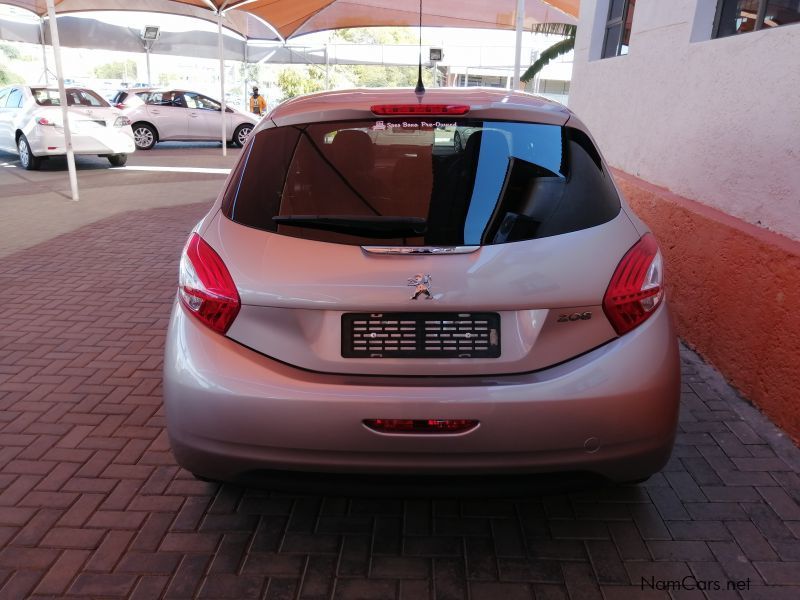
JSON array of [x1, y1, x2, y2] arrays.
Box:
[[27, 126, 135, 156], [164, 301, 680, 483]]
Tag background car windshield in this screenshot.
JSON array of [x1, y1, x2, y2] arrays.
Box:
[[32, 88, 109, 107], [222, 118, 621, 246]]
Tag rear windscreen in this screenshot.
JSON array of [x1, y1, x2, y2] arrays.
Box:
[[32, 88, 109, 108], [222, 118, 621, 246]]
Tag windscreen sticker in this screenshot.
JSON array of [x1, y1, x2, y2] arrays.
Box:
[[372, 120, 457, 130]]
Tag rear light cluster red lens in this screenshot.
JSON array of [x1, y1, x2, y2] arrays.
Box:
[[370, 104, 470, 116], [364, 419, 479, 434], [178, 233, 240, 334], [602, 233, 664, 336]]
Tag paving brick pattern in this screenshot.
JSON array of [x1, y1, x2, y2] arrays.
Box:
[[1, 203, 799, 599]]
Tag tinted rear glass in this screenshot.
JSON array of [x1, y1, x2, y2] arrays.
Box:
[[222, 119, 620, 246], [111, 91, 128, 104], [32, 88, 109, 107]]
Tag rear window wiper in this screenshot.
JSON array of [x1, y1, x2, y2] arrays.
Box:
[[272, 215, 427, 238]]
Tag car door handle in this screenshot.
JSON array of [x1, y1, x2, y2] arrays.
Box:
[[189, 113, 199, 118], [150, 109, 160, 114]]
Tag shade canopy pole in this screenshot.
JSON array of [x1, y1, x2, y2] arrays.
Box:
[[39, 20, 50, 84], [218, 10, 227, 157], [513, 0, 525, 90], [45, 0, 79, 201]]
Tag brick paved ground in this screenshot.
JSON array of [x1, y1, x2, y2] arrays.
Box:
[[1, 203, 799, 599]]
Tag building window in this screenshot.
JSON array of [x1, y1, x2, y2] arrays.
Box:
[[602, 0, 637, 58], [714, 0, 800, 38]]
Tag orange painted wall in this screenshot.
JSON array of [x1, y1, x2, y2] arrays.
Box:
[[614, 170, 800, 443]]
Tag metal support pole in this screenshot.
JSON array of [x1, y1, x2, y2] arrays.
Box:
[[324, 44, 330, 90], [39, 20, 50, 84], [243, 42, 248, 111], [145, 46, 152, 86], [513, 0, 525, 90], [217, 11, 227, 157], [46, 0, 78, 201]]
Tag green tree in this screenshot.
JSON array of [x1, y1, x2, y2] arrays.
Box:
[[332, 27, 433, 89], [521, 24, 576, 84], [0, 43, 23, 85], [158, 72, 181, 87], [94, 60, 138, 80], [276, 65, 326, 101]]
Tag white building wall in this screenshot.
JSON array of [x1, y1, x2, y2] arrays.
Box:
[[569, 0, 800, 241]]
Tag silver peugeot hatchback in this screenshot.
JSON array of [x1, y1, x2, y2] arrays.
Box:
[[163, 88, 680, 484]]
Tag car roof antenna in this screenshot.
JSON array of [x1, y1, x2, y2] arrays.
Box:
[[414, 0, 425, 95]]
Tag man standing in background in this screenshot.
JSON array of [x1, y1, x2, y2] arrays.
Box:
[[249, 86, 266, 116]]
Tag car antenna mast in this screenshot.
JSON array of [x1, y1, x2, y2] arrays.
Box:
[[415, 0, 425, 95]]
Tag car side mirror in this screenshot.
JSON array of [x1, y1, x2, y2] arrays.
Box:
[[225, 107, 233, 113]]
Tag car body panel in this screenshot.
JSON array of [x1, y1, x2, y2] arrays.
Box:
[[205, 209, 638, 376], [165, 299, 679, 482], [146, 102, 188, 139]]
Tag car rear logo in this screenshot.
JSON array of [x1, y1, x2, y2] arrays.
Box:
[[408, 273, 433, 300]]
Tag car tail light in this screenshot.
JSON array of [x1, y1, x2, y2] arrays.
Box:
[[115, 103, 125, 109], [370, 104, 470, 116], [178, 233, 240, 334], [36, 117, 56, 126], [363, 419, 479, 434], [114, 116, 131, 127], [602, 233, 664, 336]]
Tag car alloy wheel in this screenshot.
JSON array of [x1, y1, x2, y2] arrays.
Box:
[[18, 138, 29, 167], [17, 135, 40, 170], [133, 125, 156, 150], [235, 124, 253, 147]]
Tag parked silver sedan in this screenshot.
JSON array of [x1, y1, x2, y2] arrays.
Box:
[[164, 88, 680, 485], [0, 85, 134, 169], [113, 88, 257, 150]]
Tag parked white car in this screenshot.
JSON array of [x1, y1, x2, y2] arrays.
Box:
[[0, 85, 134, 170], [112, 88, 257, 150]]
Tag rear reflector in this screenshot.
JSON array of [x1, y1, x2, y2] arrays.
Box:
[[370, 104, 470, 116], [364, 419, 479, 434], [602, 233, 664, 335], [178, 233, 240, 334]]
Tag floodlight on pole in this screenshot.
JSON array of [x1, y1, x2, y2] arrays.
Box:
[[141, 26, 160, 86], [429, 48, 443, 88], [141, 26, 161, 41]]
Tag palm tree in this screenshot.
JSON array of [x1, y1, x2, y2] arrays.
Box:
[[520, 23, 576, 84]]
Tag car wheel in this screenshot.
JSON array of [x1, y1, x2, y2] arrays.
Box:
[[234, 124, 253, 148], [132, 123, 157, 150], [17, 135, 41, 171], [454, 130, 463, 152], [108, 154, 128, 167]]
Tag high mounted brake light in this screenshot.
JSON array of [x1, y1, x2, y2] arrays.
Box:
[[370, 104, 470, 116]]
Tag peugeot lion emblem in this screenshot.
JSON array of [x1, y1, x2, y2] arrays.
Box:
[[408, 273, 433, 300]]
